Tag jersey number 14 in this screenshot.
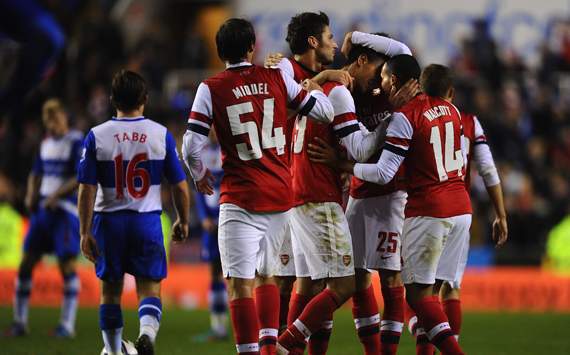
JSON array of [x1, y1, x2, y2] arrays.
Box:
[[429, 121, 463, 182]]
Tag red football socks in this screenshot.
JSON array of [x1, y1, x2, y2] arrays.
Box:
[[352, 286, 381, 355], [308, 317, 333, 355], [380, 286, 405, 355], [255, 285, 280, 355], [443, 299, 462, 339], [230, 297, 260, 354], [412, 296, 464, 355]]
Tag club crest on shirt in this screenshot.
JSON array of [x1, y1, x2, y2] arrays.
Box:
[[280, 254, 290, 265], [342, 255, 352, 266]]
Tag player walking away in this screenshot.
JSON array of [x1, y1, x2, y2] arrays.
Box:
[[77, 70, 190, 355], [182, 18, 333, 355], [405, 64, 508, 351], [192, 130, 229, 341], [315, 56, 468, 355], [5, 99, 83, 338]]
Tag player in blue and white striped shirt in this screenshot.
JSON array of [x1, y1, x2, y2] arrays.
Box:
[[77, 70, 190, 355], [7, 99, 82, 338]]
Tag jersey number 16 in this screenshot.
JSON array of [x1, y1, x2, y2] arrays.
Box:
[[114, 153, 150, 199]]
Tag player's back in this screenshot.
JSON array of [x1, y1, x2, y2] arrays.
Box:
[[203, 64, 294, 212], [84, 117, 180, 213], [391, 93, 471, 218]]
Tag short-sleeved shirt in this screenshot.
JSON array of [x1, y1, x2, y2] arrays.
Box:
[[77, 117, 186, 213]]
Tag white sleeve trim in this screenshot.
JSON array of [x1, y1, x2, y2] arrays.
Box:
[[328, 85, 355, 117], [274, 58, 294, 79], [351, 31, 412, 56], [386, 112, 413, 149], [354, 149, 404, 184], [190, 83, 213, 119], [341, 124, 382, 162], [181, 129, 208, 180], [305, 90, 334, 123]]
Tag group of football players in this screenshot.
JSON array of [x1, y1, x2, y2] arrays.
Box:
[[7, 10, 509, 355]]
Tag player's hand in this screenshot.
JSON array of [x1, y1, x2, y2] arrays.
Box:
[[264, 52, 284, 68], [202, 217, 216, 234], [171, 219, 189, 243], [308, 137, 340, 168], [196, 169, 215, 195], [302, 79, 323, 92], [322, 70, 354, 90], [492, 215, 508, 248], [388, 79, 420, 108], [340, 31, 354, 58], [80, 233, 99, 263], [43, 195, 59, 210]]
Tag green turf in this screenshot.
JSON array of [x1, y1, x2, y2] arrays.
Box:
[[1, 307, 569, 354]]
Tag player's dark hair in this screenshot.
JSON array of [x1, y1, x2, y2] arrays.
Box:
[[346, 32, 390, 65], [111, 70, 148, 112], [216, 18, 256, 64], [385, 54, 421, 87], [420, 64, 454, 98], [286, 12, 330, 55]]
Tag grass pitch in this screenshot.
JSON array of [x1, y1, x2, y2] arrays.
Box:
[[1, 307, 569, 354]]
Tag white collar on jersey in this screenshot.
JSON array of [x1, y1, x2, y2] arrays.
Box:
[[111, 116, 146, 122], [226, 61, 253, 69]]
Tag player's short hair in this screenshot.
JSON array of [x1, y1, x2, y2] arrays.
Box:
[[420, 64, 454, 98], [42, 98, 65, 118], [286, 12, 330, 55], [385, 54, 421, 86], [346, 33, 391, 65], [111, 70, 148, 112], [216, 18, 256, 64]]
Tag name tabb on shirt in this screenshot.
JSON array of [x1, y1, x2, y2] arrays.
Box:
[[113, 131, 148, 144], [423, 105, 452, 122], [232, 83, 269, 99]]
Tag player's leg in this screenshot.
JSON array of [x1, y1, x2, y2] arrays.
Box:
[[56, 255, 80, 337], [7, 252, 42, 335], [402, 216, 465, 355], [135, 278, 162, 355], [100, 280, 125, 355], [378, 269, 405, 355], [54, 209, 81, 337], [206, 227, 229, 340], [219, 203, 270, 355], [274, 226, 296, 335], [351, 269, 381, 355], [278, 203, 355, 354], [441, 282, 462, 341]]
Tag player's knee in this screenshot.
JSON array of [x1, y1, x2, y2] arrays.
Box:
[[354, 268, 372, 291], [101, 281, 123, 304], [18, 254, 39, 277], [328, 276, 355, 304], [58, 256, 77, 276], [441, 282, 460, 300], [379, 269, 403, 288], [275, 276, 295, 294], [228, 277, 254, 300]]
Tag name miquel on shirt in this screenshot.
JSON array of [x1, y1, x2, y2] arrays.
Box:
[[423, 105, 452, 122], [113, 132, 147, 143], [232, 83, 269, 99]]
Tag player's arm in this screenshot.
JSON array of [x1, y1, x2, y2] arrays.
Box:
[[182, 82, 215, 195], [25, 156, 42, 212], [76, 131, 99, 263], [281, 70, 334, 123], [163, 131, 191, 242], [328, 85, 383, 162], [353, 112, 411, 184], [342, 31, 412, 58], [471, 117, 508, 247]]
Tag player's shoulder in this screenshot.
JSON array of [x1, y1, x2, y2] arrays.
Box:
[[395, 93, 427, 121]]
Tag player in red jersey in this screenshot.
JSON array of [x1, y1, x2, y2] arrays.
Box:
[[181, 18, 333, 355], [315, 56, 468, 355], [405, 65, 508, 350]]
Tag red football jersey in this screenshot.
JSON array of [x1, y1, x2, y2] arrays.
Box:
[[461, 112, 487, 191], [189, 63, 317, 212], [349, 92, 405, 199], [385, 93, 471, 218], [292, 82, 360, 205]]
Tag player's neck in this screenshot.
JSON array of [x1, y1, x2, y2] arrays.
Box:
[[116, 109, 144, 118], [294, 52, 322, 73]]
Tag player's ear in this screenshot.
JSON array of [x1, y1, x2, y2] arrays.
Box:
[[357, 54, 368, 66], [307, 36, 319, 49], [448, 87, 455, 102]]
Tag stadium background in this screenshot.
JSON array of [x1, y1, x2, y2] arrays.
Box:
[[0, 0, 569, 354]]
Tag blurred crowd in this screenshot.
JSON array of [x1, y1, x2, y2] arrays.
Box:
[[0, 1, 568, 266]]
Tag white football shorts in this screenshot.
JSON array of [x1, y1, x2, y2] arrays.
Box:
[[218, 203, 290, 279], [345, 191, 407, 271], [401, 214, 472, 285], [445, 227, 471, 289], [274, 223, 297, 277], [290, 202, 355, 280]]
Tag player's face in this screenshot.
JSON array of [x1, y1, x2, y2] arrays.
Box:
[[380, 63, 395, 95], [43, 112, 67, 136], [315, 26, 337, 65], [355, 60, 384, 94]]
